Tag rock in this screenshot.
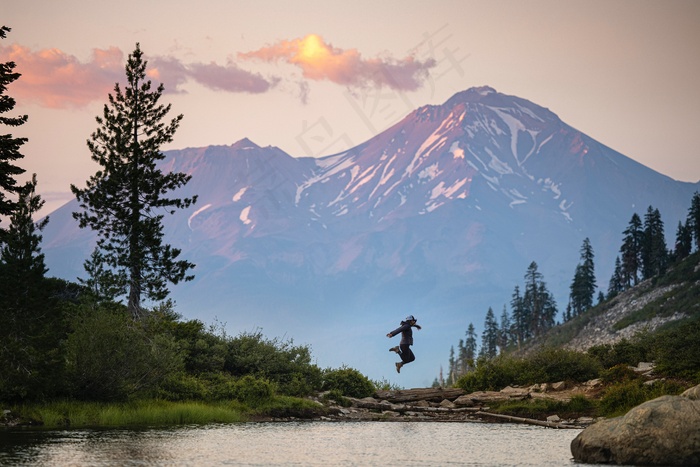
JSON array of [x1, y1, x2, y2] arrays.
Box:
[[682, 384, 700, 400], [465, 391, 512, 404], [571, 393, 700, 465], [440, 399, 456, 408], [634, 362, 654, 372], [550, 381, 568, 391], [546, 415, 561, 423], [453, 395, 475, 407], [584, 378, 602, 388], [500, 386, 530, 398]]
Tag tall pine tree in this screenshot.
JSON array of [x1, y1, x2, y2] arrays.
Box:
[[687, 192, 700, 252], [479, 307, 499, 359], [569, 238, 596, 316], [522, 261, 557, 337], [641, 206, 667, 279], [620, 213, 643, 287], [0, 26, 27, 233], [71, 44, 197, 319], [674, 220, 692, 261], [0, 174, 55, 400], [607, 256, 624, 298]]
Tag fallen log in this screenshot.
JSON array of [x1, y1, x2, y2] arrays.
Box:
[[374, 387, 465, 403], [475, 411, 580, 429]]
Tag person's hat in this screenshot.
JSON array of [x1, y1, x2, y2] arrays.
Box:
[[405, 314, 416, 322]]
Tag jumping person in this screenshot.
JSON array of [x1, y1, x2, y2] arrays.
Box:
[[387, 315, 421, 373]]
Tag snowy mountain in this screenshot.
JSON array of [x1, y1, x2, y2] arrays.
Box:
[[40, 86, 700, 387]]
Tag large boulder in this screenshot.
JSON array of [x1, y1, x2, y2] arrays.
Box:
[[571, 387, 700, 465]]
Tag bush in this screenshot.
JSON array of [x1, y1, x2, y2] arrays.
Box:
[[600, 364, 640, 385], [322, 367, 375, 398], [587, 337, 652, 369], [225, 331, 323, 396], [598, 379, 688, 417], [523, 347, 602, 383], [64, 305, 183, 401], [455, 348, 600, 393], [233, 375, 275, 407], [653, 318, 700, 381], [455, 355, 522, 392]]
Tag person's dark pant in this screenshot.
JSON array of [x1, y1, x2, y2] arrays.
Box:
[[399, 344, 415, 364]]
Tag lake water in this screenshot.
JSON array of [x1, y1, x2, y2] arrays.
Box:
[[1, 421, 587, 466]]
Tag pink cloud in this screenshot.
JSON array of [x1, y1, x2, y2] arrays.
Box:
[[0, 44, 278, 109], [239, 34, 436, 91], [0, 44, 123, 108]]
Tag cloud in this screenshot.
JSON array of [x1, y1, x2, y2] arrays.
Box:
[[239, 34, 436, 91], [0, 44, 123, 108], [0, 44, 278, 109], [186, 61, 276, 93]]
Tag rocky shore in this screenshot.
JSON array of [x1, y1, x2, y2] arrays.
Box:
[[299, 383, 605, 427]]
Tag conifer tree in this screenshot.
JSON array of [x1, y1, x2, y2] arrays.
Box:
[[674, 220, 692, 261], [0, 174, 52, 399], [510, 285, 527, 349], [464, 323, 477, 370], [522, 261, 557, 337], [620, 213, 643, 287], [479, 307, 499, 359], [0, 26, 27, 234], [607, 256, 624, 298], [569, 238, 596, 316], [71, 44, 197, 319], [687, 192, 700, 251], [498, 305, 511, 353], [641, 206, 667, 279]]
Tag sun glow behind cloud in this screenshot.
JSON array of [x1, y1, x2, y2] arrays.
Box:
[[240, 34, 436, 91]]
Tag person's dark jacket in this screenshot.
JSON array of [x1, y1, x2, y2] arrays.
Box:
[[389, 321, 414, 345]]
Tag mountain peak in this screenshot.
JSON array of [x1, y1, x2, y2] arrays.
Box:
[[231, 137, 260, 150]]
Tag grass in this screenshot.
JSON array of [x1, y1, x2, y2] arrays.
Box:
[[14, 400, 246, 428], [8, 394, 329, 428]]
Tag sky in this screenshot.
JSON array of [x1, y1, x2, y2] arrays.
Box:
[[3, 0, 700, 218]]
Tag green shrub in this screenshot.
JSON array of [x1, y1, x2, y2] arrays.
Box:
[[322, 366, 375, 398], [225, 331, 323, 396], [455, 349, 600, 393], [64, 305, 183, 401], [233, 375, 275, 407], [653, 318, 700, 381], [455, 355, 521, 392], [598, 380, 687, 417], [157, 373, 209, 401], [587, 337, 652, 369], [523, 347, 602, 383], [600, 364, 640, 384]]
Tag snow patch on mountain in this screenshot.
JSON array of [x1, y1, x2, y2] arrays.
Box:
[[232, 187, 248, 202], [240, 206, 253, 226], [450, 141, 465, 159], [188, 203, 212, 229]]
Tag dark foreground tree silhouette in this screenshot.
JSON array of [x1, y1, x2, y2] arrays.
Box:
[[71, 44, 196, 320], [0, 26, 27, 232]]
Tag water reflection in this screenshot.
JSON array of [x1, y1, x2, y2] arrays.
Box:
[[1, 421, 585, 466]]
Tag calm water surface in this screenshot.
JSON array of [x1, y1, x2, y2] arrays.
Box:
[[1, 421, 587, 466]]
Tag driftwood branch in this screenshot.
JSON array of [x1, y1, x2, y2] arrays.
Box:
[[475, 411, 581, 429]]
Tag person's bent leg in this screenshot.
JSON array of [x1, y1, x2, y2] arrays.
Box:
[[400, 345, 415, 364]]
